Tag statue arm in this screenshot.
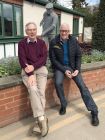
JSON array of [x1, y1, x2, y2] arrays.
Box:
[[40, 19, 44, 26], [40, 12, 46, 26], [41, 25, 55, 36], [42, 14, 58, 36]]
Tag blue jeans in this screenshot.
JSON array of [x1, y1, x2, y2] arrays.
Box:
[[54, 70, 98, 114]]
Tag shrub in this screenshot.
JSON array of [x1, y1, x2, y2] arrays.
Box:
[[82, 49, 105, 63], [0, 57, 21, 78], [0, 50, 105, 78], [92, 0, 105, 51]]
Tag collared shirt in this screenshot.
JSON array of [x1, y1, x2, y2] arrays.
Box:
[[18, 37, 47, 76], [27, 38, 37, 44], [63, 40, 69, 65]]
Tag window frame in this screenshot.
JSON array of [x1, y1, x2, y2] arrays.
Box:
[[73, 17, 79, 37], [56, 14, 61, 35], [14, 5, 23, 37], [0, 1, 23, 41], [0, 3, 3, 37]]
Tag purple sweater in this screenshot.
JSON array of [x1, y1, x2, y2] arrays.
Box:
[[18, 37, 47, 76]]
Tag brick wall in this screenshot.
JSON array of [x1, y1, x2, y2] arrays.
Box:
[[0, 68, 105, 127]]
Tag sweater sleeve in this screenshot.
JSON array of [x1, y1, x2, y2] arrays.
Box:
[[18, 41, 34, 76]]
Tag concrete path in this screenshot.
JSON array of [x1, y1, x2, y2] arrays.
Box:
[[0, 90, 105, 140]]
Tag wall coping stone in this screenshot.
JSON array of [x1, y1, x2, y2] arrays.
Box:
[[0, 61, 105, 90]]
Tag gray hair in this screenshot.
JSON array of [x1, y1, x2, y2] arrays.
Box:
[[25, 22, 37, 30], [60, 23, 70, 31]]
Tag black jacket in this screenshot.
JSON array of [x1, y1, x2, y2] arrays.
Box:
[[49, 34, 81, 73]]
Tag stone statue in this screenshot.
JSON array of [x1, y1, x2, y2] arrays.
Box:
[[40, 2, 58, 47]]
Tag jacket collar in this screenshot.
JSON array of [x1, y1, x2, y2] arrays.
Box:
[[55, 34, 71, 45]]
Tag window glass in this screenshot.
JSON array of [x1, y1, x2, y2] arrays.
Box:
[[0, 4, 2, 35], [56, 14, 60, 34], [15, 7, 22, 36], [3, 3, 13, 36], [73, 18, 79, 36]]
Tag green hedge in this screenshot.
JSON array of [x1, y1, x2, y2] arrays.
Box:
[[0, 57, 21, 78]]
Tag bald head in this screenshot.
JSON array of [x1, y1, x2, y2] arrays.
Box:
[[60, 23, 70, 40], [60, 23, 70, 31]]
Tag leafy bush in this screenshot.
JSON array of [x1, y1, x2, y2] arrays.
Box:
[[82, 49, 105, 63], [0, 49, 105, 78], [0, 57, 21, 78]]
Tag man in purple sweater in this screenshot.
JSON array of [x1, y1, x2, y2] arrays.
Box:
[[18, 22, 48, 137]]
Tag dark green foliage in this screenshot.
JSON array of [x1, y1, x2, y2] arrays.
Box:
[[0, 57, 21, 77], [92, 0, 105, 51], [82, 49, 105, 63], [72, 0, 88, 9], [75, 7, 94, 27], [49, 0, 57, 3]]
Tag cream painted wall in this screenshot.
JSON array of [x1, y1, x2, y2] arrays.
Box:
[[61, 12, 73, 34], [79, 17, 83, 34], [23, 1, 46, 35], [23, 1, 83, 36]]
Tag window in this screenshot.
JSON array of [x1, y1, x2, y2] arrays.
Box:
[[15, 7, 22, 36], [0, 4, 2, 35], [56, 14, 61, 34], [0, 2, 23, 38], [73, 17, 79, 37], [3, 4, 13, 36]]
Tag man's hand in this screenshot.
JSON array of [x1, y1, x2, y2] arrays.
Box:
[[28, 75, 36, 87], [72, 70, 79, 77], [25, 64, 34, 73], [65, 70, 72, 79]]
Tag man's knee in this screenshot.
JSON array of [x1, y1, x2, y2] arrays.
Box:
[[29, 85, 37, 93], [55, 80, 63, 87]]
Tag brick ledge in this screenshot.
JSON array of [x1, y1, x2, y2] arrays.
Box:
[[0, 61, 105, 90]]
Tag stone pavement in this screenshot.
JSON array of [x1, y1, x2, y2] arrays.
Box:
[[0, 90, 105, 140]]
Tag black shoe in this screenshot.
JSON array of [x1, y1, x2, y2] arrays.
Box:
[[91, 113, 99, 126], [59, 106, 66, 115]]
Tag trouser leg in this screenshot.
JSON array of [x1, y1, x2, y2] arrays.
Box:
[[35, 66, 48, 110], [54, 70, 67, 107], [21, 66, 48, 118], [73, 73, 98, 114]]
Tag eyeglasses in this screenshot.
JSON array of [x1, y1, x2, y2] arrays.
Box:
[[60, 30, 69, 33], [27, 28, 37, 32]]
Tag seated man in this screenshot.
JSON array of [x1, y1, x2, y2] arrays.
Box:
[[18, 22, 48, 137], [49, 23, 99, 126]]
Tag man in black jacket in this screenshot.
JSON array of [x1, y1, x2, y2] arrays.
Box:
[[49, 23, 99, 126]]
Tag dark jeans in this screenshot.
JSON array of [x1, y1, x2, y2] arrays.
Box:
[[54, 70, 98, 114]]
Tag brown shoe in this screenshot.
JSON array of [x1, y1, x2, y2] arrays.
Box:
[[38, 117, 49, 137]]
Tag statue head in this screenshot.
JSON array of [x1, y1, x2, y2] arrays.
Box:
[[45, 3, 53, 15]]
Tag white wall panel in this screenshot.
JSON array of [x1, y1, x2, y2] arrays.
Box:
[[15, 43, 18, 56], [0, 45, 4, 59], [5, 44, 14, 57], [79, 17, 83, 34]]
